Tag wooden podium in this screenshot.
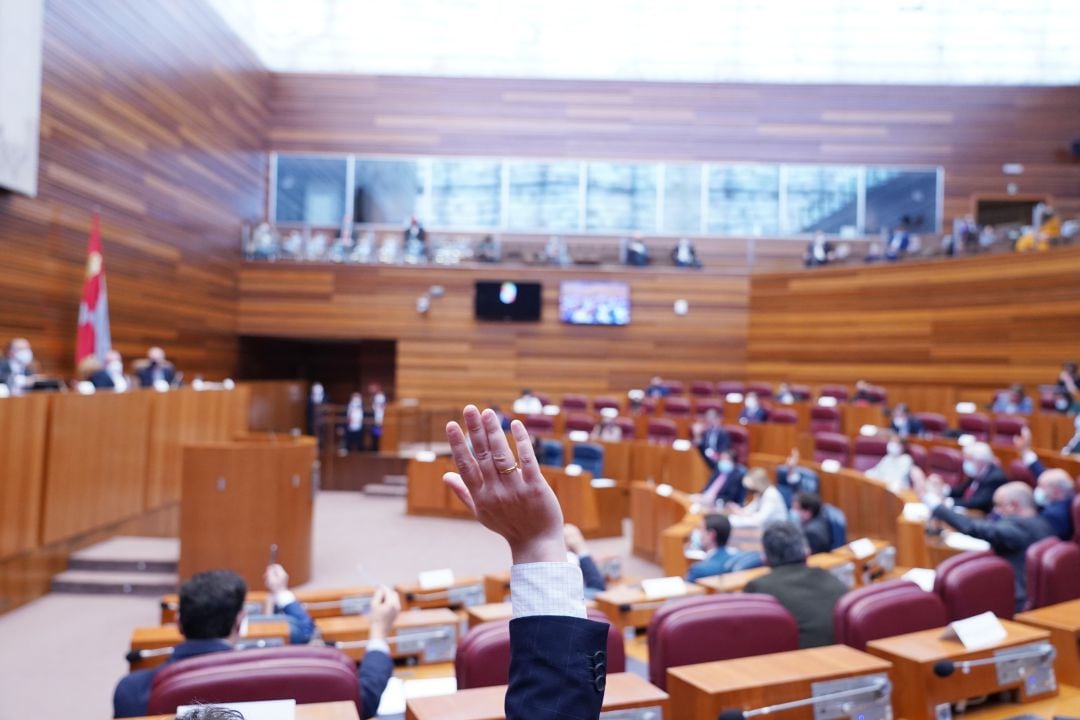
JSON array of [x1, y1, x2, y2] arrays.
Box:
[[179, 436, 316, 587]]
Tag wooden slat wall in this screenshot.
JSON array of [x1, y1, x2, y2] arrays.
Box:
[[238, 265, 747, 405], [0, 395, 49, 558], [747, 246, 1080, 400], [270, 75, 1080, 224], [0, 0, 268, 380]]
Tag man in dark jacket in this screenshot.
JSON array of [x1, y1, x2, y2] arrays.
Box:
[[793, 492, 832, 555], [949, 442, 1008, 514], [932, 481, 1055, 612]]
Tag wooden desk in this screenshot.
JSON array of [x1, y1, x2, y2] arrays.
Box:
[[830, 538, 896, 587], [961, 683, 1080, 720], [138, 700, 359, 720], [630, 481, 697, 566], [405, 671, 668, 720], [0, 394, 48, 558], [483, 572, 511, 604], [316, 608, 459, 663], [128, 621, 290, 671], [867, 620, 1056, 720], [466, 602, 513, 629], [667, 644, 893, 720], [1016, 598, 1080, 686], [695, 553, 854, 594], [397, 577, 484, 610], [593, 584, 707, 632]]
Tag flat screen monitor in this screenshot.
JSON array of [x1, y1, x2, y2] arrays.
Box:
[[559, 281, 630, 326], [474, 281, 542, 322]]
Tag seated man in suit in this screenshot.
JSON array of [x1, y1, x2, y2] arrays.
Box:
[[744, 521, 848, 648], [739, 391, 768, 424], [1015, 427, 1077, 540], [135, 346, 177, 388], [686, 513, 738, 582], [792, 492, 832, 555], [774, 448, 820, 507], [564, 523, 607, 596], [90, 350, 131, 391], [947, 442, 1008, 514], [695, 409, 731, 470], [930, 482, 1055, 612], [0, 337, 37, 392], [113, 567, 396, 718], [443, 406, 609, 719], [889, 403, 923, 438], [697, 450, 746, 508]]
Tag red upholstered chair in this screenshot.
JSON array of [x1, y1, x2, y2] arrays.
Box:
[[833, 580, 947, 651], [638, 397, 658, 414], [992, 415, 1027, 446], [908, 443, 929, 473], [1040, 392, 1059, 411], [813, 432, 851, 466], [1006, 459, 1036, 487], [1027, 540, 1080, 610], [745, 382, 773, 399], [1024, 536, 1061, 610], [534, 393, 552, 407], [146, 646, 358, 715], [647, 418, 678, 445], [614, 416, 637, 439], [809, 406, 841, 434], [933, 551, 1016, 621], [716, 381, 745, 397], [957, 412, 991, 441], [646, 595, 798, 690], [690, 381, 716, 397], [564, 413, 596, 434], [663, 396, 692, 418], [456, 611, 624, 690], [819, 385, 849, 402], [523, 414, 555, 437], [768, 408, 798, 425], [694, 398, 724, 417], [861, 385, 887, 405], [662, 380, 685, 396], [561, 394, 589, 412], [593, 396, 621, 412], [914, 412, 948, 437], [724, 425, 749, 464], [928, 446, 965, 489], [852, 437, 888, 472], [790, 385, 812, 401]]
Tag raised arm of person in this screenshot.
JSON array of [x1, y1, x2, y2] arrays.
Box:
[[444, 406, 608, 720], [357, 586, 398, 719]]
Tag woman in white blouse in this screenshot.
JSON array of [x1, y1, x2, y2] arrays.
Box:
[[726, 467, 788, 528], [864, 433, 914, 493]]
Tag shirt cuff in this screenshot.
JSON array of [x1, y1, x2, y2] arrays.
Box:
[[1022, 450, 1038, 466], [366, 638, 390, 655], [511, 562, 586, 619], [273, 590, 297, 609]]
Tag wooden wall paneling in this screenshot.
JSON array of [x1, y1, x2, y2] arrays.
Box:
[[40, 391, 153, 544], [246, 380, 310, 433], [0, 395, 50, 558]]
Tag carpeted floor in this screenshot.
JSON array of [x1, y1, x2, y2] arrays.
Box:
[[0, 491, 658, 719]]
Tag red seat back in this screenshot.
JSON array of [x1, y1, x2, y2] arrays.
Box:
[[957, 412, 991, 441], [790, 385, 812, 401], [1006, 458, 1036, 487], [614, 416, 637, 439], [647, 595, 798, 690], [716, 381, 745, 397], [523, 414, 555, 436], [768, 408, 798, 425], [813, 432, 851, 466], [593, 396, 621, 412], [647, 418, 678, 445], [933, 551, 1015, 620], [690, 381, 716, 397], [694, 399, 724, 417], [564, 413, 596, 433], [724, 424, 749, 464], [663, 396, 692, 418], [992, 415, 1027, 445], [1024, 536, 1061, 610], [1031, 541, 1080, 609], [914, 412, 948, 436], [833, 580, 947, 651], [745, 382, 773, 399], [928, 446, 964, 489], [561, 394, 589, 412], [852, 437, 888, 472], [662, 380, 685, 396], [809, 406, 841, 434], [147, 646, 358, 716], [908, 444, 929, 473], [819, 385, 849, 402]]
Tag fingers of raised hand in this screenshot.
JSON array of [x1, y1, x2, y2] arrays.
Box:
[[510, 420, 542, 483], [444, 472, 478, 516], [446, 420, 483, 492], [462, 405, 494, 470], [482, 409, 518, 475]]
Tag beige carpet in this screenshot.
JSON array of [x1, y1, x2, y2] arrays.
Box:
[[0, 491, 658, 719]]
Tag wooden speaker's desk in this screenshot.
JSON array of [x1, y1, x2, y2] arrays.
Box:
[[667, 644, 893, 720], [128, 621, 290, 671], [405, 671, 669, 720], [1016, 598, 1080, 686], [866, 620, 1056, 720], [160, 586, 375, 624], [137, 700, 360, 720], [593, 584, 706, 632], [316, 608, 459, 664], [397, 577, 484, 611], [695, 552, 853, 594], [630, 481, 698, 566]]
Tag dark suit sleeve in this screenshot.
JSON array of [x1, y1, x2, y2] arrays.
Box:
[[278, 600, 316, 644], [505, 616, 608, 720], [113, 669, 154, 718], [578, 555, 607, 592], [952, 469, 1005, 513], [1027, 458, 1047, 478], [357, 649, 394, 719], [931, 505, 1029, 555]]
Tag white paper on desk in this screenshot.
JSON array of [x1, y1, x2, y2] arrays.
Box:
[[672, 438, 693, 452], [943, 532, 992, 552], [940, 611, 1007, 649], [377, 676, 458, 716], [642, 576, 687, 599], [902, 502, 930, 522], [902, 568, 937, 592], [418, 568, 455, 590], [849, 537, 877, 560], [177, 700, 295, 720]]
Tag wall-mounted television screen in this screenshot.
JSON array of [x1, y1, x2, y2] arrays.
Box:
[[474, 281, 542, 322], [559, 281, 630, 326]]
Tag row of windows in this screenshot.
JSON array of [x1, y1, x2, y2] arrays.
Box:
[[272, 154, 942, 237]]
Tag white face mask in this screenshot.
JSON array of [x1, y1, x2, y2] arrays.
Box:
[[962, 460, 979, 477], [745, 399, 759, 410], [14, 349, 32, 365], [886, 442, 902, 457], [1033, 488, 1048, 507], [107, 361, 123, 374]]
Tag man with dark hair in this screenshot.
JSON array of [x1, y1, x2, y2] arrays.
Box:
[[686, 514, 735, 582], [793, 492, 831, 555], [744, 521, 848, 648], [113, 569, 397, 718]]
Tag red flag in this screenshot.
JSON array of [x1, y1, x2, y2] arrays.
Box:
[[75, 213, 111, 365]]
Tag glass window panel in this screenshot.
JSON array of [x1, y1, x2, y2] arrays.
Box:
[[585, 163, 657, 232], [707, 165, 779, 236], [864, 168, 939, 235], [275, 155, 347, 225], [782, 165, 859, 234], [353, 159, 423, 224], [429, 159, 502, 228], [507, 161, 581, 232], [662, 164, 702, 235]]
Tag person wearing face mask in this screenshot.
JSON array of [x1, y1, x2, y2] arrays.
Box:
[[685, 514, 738, 582], [1061, 413, 1080, 456], [695, 409, 731, 468], [864, 433, 914, 493], [366, 382, 387, 451], [0, 338, 37, 392], [889, 403, 922, 439], [135, 346, 176, 388], [1056, 361, 1079, 412], [930, 482, 1054, 611], [939, 441, 1008, 515], [739, 391, 768, 424], [1032, 470, 1077, 540], [775, 448, 821, 508], [697, 450, 746, 507], [89, 350, 131, 392], [727, 467, 788, 528], [307, 382, 326, 437], [344, 392, 365, 453]]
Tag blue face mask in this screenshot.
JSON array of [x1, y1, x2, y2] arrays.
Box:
[[962, 460, 979, 477], [1033, 488, 1048, 507], [718, 459, 734, 474]]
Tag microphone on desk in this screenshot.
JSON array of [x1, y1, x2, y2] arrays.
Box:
[[932, 643, 1056, 677], [717, 675, 890, 720]]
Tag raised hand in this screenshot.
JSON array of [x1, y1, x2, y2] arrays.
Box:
[[444, 405, 565, 565]]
